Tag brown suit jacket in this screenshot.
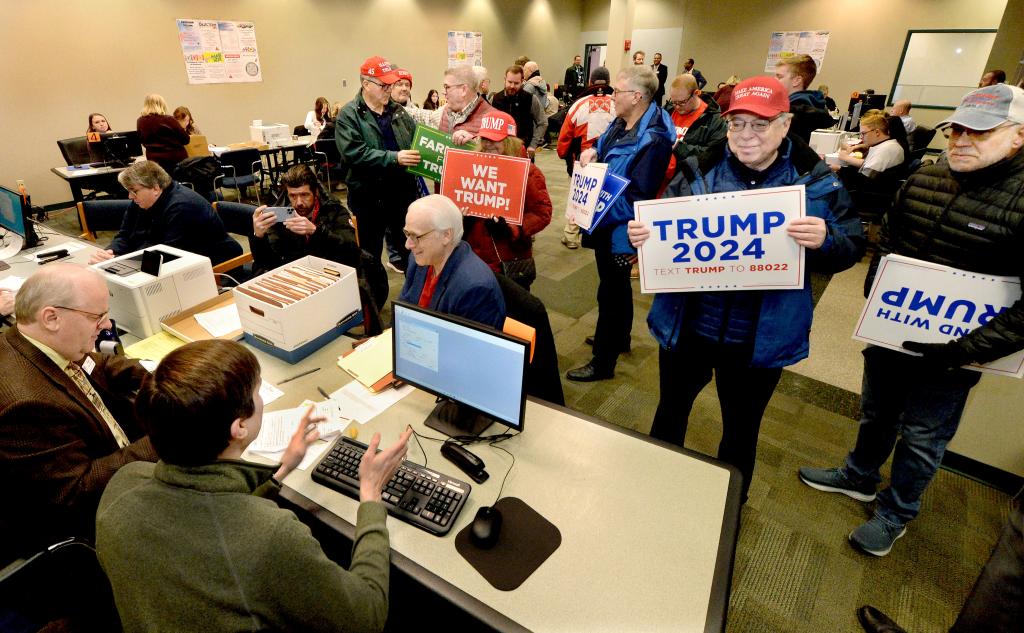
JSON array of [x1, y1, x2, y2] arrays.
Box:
[[0, 327, 157, 562]]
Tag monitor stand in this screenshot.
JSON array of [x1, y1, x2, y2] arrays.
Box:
[[424, 399, 495, 438]]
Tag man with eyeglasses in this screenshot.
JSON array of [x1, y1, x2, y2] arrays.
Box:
[[336, 56, 421, 282], [628, 76, 863, 503], [664, 73, 727, 173], [438, 64, 496, 144], [800, 85, 1024, 566], [565, 65, 674, 382], [397, 195, 505, 329], [0, 263, 157, 563]]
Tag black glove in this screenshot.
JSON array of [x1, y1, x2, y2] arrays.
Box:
[[486, 215, 513, 238], [901, 340, 972, 370]]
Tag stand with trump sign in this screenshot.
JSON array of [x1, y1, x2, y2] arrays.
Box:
[[634, 185, 806, 293], [853, 254, 1024, 378]]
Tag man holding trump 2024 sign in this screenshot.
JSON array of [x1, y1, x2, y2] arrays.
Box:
[[628, 76, 864, 504]]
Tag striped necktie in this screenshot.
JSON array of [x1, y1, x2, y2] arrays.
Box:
[[64, 362, 130, 448]]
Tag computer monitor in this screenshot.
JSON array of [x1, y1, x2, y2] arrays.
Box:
[[90, 131, 143, 166], [392, 300, 528, 437], [0, 185, 27, 238]]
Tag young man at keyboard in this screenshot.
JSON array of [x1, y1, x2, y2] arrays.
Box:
[[96, 339, 412, 632]]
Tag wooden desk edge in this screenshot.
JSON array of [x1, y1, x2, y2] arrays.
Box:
[[281, 395, 743, 633]]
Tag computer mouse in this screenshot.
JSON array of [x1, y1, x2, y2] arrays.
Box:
[[469, 506, 503, 549]]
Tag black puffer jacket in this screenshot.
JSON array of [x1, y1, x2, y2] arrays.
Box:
[[869, 150, 1024, 363]]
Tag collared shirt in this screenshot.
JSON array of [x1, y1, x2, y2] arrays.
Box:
[[21, 330, 130, 448], [444, 96, 481, 132]]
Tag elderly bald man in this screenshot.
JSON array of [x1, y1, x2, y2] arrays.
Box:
[[0, 263, 156, 562]]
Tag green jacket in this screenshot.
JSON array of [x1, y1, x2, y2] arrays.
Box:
[[334, 91, 417, 196], [97, 460, 391, 633]]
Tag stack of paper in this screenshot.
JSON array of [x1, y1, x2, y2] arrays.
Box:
[[337, 330, 394, 391], [248, 400, 352, 455]]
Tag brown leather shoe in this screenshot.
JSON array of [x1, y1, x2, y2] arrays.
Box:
[[856, 605, 907, 633]]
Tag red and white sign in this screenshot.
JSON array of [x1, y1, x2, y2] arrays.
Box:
[[440, 149, 530, 225]]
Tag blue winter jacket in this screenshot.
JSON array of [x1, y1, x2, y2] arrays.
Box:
[[399, 241, 506, 329], [593, 102, 675, 254], [647, 137, 865, 367]]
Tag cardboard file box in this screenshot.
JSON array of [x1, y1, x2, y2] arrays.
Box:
[[232, 256, 363, 363]]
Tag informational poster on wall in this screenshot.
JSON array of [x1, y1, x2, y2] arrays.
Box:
[[853, 254, 1024, 378], [177, 18, 263, 85], [447, 31, 483, 68], [634, 185, 805, 294], [764, 30, 830, 72]]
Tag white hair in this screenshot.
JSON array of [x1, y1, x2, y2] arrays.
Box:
[[411, 194, 464, 241]]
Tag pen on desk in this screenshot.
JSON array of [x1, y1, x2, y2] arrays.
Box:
[[317, 386, 332, 400], [278, 367, 320, 384]]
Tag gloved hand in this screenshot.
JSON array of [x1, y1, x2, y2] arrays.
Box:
[[901, 340, 972, 370], [486, 215, 513, 238]]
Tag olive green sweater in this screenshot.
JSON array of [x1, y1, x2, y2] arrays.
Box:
[[96, 460, 390, 632]]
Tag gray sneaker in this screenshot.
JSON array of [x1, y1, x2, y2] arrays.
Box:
[[798, 466, 877, 502], [849, 517, 907, 557]]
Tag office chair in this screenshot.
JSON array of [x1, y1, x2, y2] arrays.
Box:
[[211, 201, 257, 286], [76, 199, 130, 241], [494, 273, 565, 406], [214, 148, 263, 205], [0, 537, 120, 632], [908, 126, 937, 162], [56, 137, 93, 167], [311, 138, 347, 191]]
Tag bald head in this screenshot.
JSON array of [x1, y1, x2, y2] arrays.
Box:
[[891, 99, 912, 116], [16, 263, 111, 361], [523, 61, 539, 76]]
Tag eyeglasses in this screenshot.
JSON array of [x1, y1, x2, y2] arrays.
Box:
[[402, 228, 435, 245], [612, 88, 640, 96], [669, 94, 694, 108], [54, 305, 109, 325], [443, 83, 466, 93], [726, 115, 784, 133], [364, 78, 393, 92], [942, 122, 1020, 141]]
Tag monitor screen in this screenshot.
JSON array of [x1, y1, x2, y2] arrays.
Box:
[[392, 300, 527, 437], [93, 131, 143, 165], [0, 185, 26, 238]]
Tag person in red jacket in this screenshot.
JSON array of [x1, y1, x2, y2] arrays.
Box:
[[136, 93, 189, 175], [461, 111, 552, 291]]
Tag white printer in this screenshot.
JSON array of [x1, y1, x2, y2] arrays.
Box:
[[94, 244, 218, 337], [249, 123, 290, 145]]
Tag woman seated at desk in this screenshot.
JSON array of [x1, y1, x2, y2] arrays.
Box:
[[87, 113, 112, 134], [304, 97, 332, 137], [173, 106, 202, 136], [87, 160, 241, 267], [137, 94, 189, 175]]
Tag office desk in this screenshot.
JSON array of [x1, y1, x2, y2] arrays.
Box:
[[1, 230, 98, 275], [50, 165, 126, 206], [251, 337, 742, 633], [212, 137, 315, 193]]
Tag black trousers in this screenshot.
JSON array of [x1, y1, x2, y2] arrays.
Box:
[[590, 230, 633, 372], [950, 488, 1024, 632], [650, 334, 782, 500], [348, 188, 412, 274]]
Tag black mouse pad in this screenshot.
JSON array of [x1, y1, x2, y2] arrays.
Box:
[[454, 496, 561, 591]]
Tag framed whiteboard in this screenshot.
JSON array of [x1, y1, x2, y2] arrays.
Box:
[[889, 30, 997, 110]]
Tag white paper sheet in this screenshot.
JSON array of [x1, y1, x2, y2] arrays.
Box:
[[259, 380, 284, 406], [331, 382, 414, 424], [0, 275, 25, 292], [194, 304, 242, 337]]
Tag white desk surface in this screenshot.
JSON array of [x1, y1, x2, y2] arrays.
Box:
[[50, 165, 125, 180], [2, 231, 99, 272], [256, 335, 741, 633]]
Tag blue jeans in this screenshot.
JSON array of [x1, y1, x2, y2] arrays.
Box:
[[843, 346, 981, 527]]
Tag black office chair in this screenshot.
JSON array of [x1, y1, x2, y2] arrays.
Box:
[[908, 126, 937, 162], [56, 137, 93, 167], [311, 138, 347, 191], [76, 199, 130, 241], [173, 156, 221, 202], [494, 273, 565, 406], [0, 537, 121, 632], [215, 148, 263, 204]]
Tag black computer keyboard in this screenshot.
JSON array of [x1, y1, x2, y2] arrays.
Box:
[[312, 436, 472, 536]]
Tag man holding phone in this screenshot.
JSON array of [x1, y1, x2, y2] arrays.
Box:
[[250, 165, 362, 276]]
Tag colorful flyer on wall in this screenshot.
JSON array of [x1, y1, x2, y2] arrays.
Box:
[[853, 254, 1024, 378], [565, 162, 608, 231], [440, 149, 530, 225], [634, 185, 805, 294]]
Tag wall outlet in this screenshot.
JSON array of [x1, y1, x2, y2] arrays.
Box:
[[342, 78, 347, 88]]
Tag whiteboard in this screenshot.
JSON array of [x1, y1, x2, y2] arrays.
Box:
[[890, 30, 997, 109]]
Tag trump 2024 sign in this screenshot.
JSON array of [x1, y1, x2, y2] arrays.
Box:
[[634, 185, 805, 293], [854, 254, 1024, 378]]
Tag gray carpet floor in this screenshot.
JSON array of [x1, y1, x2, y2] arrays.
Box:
[[47, 147, 1011, 633]]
